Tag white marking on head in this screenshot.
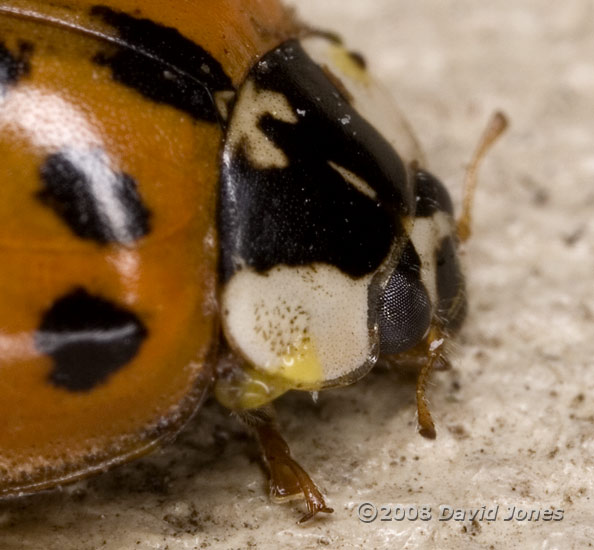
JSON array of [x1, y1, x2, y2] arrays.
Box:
[[214, 90, 236, 121], [328, 161, 377, 200], [222, 264, 374, 388], [408, 212, 453, 306], [226, 80, 298, 169]]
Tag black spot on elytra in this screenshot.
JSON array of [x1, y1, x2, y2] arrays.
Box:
[[90, 5, 233, 122], [0, 40, 33, 91], [35, 288, 148, 392], [378, 241, 432, 354], [38, 149, 151, 244], [414, 170, 454, 217], [435, 236, 466, 332], [219, 40, 414, 280]]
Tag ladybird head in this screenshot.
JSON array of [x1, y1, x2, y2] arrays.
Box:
[[216, 35, 465, 407]]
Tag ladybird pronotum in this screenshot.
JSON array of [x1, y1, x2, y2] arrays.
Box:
[[0, 0, 505, 522]]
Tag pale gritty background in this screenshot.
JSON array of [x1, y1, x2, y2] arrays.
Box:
[[1, 1, 593, 549]]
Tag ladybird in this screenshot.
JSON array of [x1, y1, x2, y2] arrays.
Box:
[[0, 0, 506, 522]]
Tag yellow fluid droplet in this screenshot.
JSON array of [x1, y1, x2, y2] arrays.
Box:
[[277, 340, 322, 386], [214, 340, 325, 410]]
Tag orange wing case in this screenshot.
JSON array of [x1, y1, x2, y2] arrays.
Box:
[[0, 0, 295, 495]]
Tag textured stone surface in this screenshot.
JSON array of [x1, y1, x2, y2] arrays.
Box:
[[1, 1, 593, 548]]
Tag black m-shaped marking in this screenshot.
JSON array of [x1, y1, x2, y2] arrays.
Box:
[[35, 288, 148, 392]]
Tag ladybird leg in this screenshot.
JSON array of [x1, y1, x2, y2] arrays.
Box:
[[416, 352, 437, 439], [457, 111, 509, 242], [381, 321, 450, 438], [415, 324, 452, 439], [237, 407, 333, 523]]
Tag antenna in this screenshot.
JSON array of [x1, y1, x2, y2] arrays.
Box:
[[457, 111, 509, 242]]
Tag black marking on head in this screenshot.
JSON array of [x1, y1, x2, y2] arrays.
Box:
[[35, 288, 148, 392], [309, 30, 343, 46], [414, 170, 454, 218], [348, 51, 366, 70], [90, 5, 233, 122], [378, 242, 432, 354], [219, 40, 413, 280], [38, 149, 151, 244], [0, 40, 33, 91], [435, 236, 466, 332]]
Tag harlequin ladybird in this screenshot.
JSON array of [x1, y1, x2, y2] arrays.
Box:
[[0, 0, 506, 522]]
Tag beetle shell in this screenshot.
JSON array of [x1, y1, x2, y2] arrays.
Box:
[[0, 0, 295, 496], [0, 0, 466, 505]]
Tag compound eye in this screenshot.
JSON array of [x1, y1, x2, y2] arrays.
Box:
[[378, 252, 432, 355]]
